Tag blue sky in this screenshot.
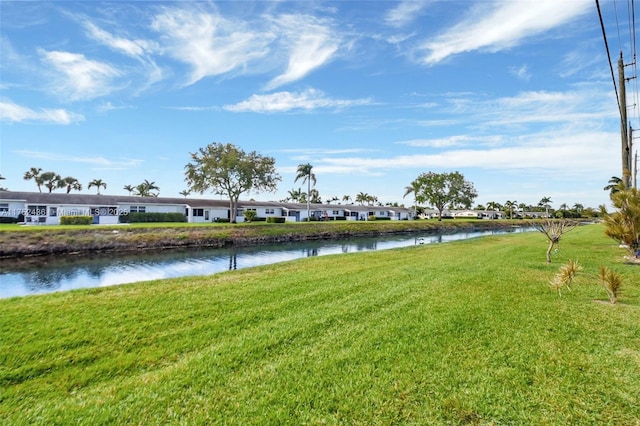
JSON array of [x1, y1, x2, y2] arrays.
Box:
[[0, 0, 634, 209]]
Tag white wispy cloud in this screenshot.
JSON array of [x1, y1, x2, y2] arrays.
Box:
[[224, 88, 372, 113], [419, 0, 591, 65], [150, 7, 272, 86], [312, 129, 615, 176], [80, 18, 165, 92], [385, 0, 429, 28], [265, 14, 340, 90], [0, 99, 84, 124], [14, 150, 143, 169], [509, 64, 531, 81], [397, 135, 503, 148], [83, 20, 155, 58], [39, 50, 121, 101]]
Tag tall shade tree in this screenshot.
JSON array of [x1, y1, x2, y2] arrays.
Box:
[[294, 163, 316, 222], [413, 171, 477, 221], [342, 195, 352, 204], [40, 172, 64, 193], [403, 180, 421, 219], [62, 177, 82, 194], [23, 167, 43, 192], [88, 179, 107, 195], [123, 184, 135, 196], [185, 142, 281, 223]]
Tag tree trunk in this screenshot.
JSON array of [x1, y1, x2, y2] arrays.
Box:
[[546, 240, 554, 263]]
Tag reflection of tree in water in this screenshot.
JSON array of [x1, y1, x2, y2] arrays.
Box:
[[228, 252, 237, 270], [23, 269, 80, 292]]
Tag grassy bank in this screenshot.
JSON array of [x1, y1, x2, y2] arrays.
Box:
[[0, 219, 522, 259], [1, 224, 638, 424]]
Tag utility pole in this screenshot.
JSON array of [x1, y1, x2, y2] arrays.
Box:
[[619, 52, 632, 188], [635, 150, 638, 189]]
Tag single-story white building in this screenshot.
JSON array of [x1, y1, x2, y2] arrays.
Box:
[[0, 191, 413, 225]]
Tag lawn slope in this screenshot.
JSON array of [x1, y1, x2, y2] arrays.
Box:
[[1, 224, 638, 424]]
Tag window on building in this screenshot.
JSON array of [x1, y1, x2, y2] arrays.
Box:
[[130, 206, 146, 213], [0, 204, 8, 213], [332, 210, 339, 215], [193, 208, 204, 217], [49, 207, 57, 217], [27, 205, 47, 216], [265, 208, 275, 215]]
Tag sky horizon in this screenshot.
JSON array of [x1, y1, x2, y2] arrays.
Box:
[[1, 0, 636, 210]]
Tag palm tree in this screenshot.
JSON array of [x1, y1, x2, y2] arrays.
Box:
[[308, 188, 321, 204], [134, 180, 160, 197], [604, 176, 623, 195], [63, 177, 82, 194], [40, 172, 64, 193], [0, 174, 6, 191], [573, 203, 584, 214], [538, 196, 552, 218], [403, 180, 421, 219], [287, 188, 303, 202], [504, 200, 516, 219], [123, 184, 135, 196], [23, 167, 43, 192], [355, 192, 369, 205], [342, 195, 352, 204], [294, 163, 316, 221], [179, 190, 191, 198], [326, 196, 339, 204], [88, 179, 107, 195]]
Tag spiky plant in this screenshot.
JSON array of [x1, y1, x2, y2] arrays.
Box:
[[532, 219, 578, 263], [598, 266, 623, 304], [549, 259, 582, 296]]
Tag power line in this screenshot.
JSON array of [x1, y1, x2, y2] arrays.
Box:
[[596, 0, 623, 120]]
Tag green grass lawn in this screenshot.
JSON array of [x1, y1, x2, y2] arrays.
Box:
[[1, 224, 638, 424]]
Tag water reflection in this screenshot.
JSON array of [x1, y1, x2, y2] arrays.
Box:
[[1, 227, 532, 298]]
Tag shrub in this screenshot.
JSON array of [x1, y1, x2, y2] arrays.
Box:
[[368, 215, 376, 221], [0, 216, 19, 224], [119, 213, 186, 223], [243, 210, 257, 223], [266, 217, 286, 223], [60, 216, 93, 225]]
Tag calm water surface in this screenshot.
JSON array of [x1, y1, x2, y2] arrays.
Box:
[[0, 227, 533, 298]]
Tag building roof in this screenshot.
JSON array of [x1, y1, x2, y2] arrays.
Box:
[[0, 191, 411, 213]]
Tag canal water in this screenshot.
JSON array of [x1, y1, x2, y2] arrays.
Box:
[[0, 227, 533, 298]]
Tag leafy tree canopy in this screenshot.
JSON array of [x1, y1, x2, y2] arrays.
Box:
[[185, 142, 281, 223], [413, 171, 477, 221]]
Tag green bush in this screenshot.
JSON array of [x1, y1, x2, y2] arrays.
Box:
[[0, 216, 19, 224], [243, 210, 258, 222], [266, 217, 286, 223], [119, 212, 187, 223], [60, 216, 93, 225]]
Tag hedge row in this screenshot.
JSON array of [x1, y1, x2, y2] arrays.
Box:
[[118, 212, 187, 223], [60, 216, 93, 225], [266, 217, 286, 223]]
